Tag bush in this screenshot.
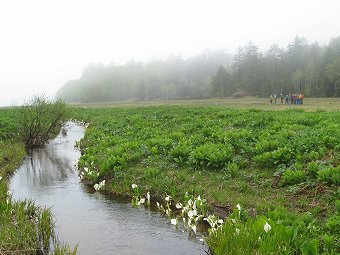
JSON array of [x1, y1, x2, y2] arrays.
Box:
[[317, 166, 340, 185], [254, 147, 292, 168], [306, 161, 319, 179], [281, 170, 306, 186], [190, 143, 233, 168], [19, 95, 68, 147], [170, 142, 191, 163]]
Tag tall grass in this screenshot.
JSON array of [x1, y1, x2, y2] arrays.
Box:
[[0, 136, 76, 254]]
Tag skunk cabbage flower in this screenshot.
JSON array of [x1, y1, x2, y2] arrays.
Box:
[[191, 225, 197, 234], [171, 218, 178, 225], [236, 204, 241, 211], [175, 203, 182, 209], [188, 209, 197, 218], [264, 222, 271, 233], [146, 192, 150, 203]]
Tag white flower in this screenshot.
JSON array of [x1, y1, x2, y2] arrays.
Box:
[[146, 192, 150, 204], [0, 176, 2, 181], [156, 202, 160, 208], [175, 203, 182, 209], [195, 215, 203, 222], [236, 204, 241, 211], [84, 167, 89, 172], [191, 225, 197, 234], [131, 184, 138, 189], [171, 218, 178, 225], [264, 222, 271, 233], [188, 199, 193, 206], [182, 217, 186, 223], [139, 198, 145, 204], [188, 209, 197, 218], [235, 228, 240, 234], [182, 205, 189, 213], [197, 195, 201, 201], [165, 195, 170, 202], [94, 180, 105, 191]]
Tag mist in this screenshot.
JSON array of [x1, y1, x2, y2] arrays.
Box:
[[1, 0, 340, 106]]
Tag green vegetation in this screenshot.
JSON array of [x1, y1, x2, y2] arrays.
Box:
[[19, 95, 68, 147], [74, 104, 340, 254], [0, 107, 76, 255], [58, 36, 340, 103], [1, 100, 339, 254]]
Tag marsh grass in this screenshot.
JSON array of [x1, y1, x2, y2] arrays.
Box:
[[74, 102, 339, 254], [0, 140, 76, 255]]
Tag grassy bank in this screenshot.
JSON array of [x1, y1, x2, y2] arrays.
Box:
[[74, 103, 339, 254], [0, 108, 76, 255]]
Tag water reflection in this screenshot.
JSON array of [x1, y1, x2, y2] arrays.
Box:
[[10, 122, 207, 255]]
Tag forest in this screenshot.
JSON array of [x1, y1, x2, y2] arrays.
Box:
[[57, 36, 340, 103]]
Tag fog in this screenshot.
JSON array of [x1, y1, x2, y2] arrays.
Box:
[[1, 0, 340, 106]]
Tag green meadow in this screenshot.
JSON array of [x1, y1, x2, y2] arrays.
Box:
[[74, 99, 339, 254], [1, 98, 339, 254]]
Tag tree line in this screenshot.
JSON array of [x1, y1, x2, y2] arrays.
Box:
[[57, 36, 340, 102]]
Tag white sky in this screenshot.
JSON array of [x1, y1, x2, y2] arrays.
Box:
[[0, 0, 339, 106]]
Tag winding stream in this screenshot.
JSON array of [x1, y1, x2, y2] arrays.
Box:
[[10, 122, 207, 255]]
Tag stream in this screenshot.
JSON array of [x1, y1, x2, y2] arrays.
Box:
[[9, 122, 207, 255]]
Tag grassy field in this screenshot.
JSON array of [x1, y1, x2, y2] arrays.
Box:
[[73, 99, 339, 254], [1, 98, 339, 254], [74, 97, 340, 111]]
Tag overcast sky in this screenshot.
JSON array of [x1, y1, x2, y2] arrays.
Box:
[[0, 0, 339, 106]]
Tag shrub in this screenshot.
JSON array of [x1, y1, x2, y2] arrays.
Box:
[[254, 147, 292, 168], [170, 142, 191, 163], [317, 166, 340, 185], [326, 215, 340, 235], [19, 95, 68, 147], [226, 162, 239, 177], [306, 161, 319, 179], [190, 143, 233, 168], [281, 170, 306, 186]]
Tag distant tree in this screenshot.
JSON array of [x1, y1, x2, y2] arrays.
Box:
[[325, 57, 340, 97], [211, 66, 231, 97], [292, 69, 305, 92], [305, 59, 320, 96], [138, 81, 146, 100]]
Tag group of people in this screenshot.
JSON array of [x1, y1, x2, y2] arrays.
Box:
[[270, 93, 304, 105]]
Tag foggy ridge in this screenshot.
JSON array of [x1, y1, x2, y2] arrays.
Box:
[[57, 36, 340, 103]]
